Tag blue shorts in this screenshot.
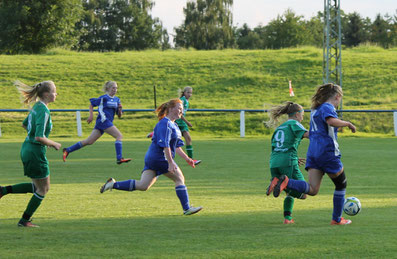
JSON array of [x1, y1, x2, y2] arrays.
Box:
[[143, 159, 177, 176], [305, 155, 343, 174], [94, 120, 114, 135]]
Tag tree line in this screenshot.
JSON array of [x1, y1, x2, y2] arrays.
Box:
[[0, 0, 396, 54]]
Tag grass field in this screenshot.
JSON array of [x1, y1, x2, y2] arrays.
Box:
[[1, 138, 396, 258]]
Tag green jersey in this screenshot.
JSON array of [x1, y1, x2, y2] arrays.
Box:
[[270, 119, 307, 168], [22, 101, 52, 145], [180, 96, 189, 116]]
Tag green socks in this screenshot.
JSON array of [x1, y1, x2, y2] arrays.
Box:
[[283, 196, 295, 220], [2, 183, 33, 195], [186, 145, 193, 158], [21, 192, 45, 222]]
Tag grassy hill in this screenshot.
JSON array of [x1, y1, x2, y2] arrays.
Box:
[[0, 46, 396, 138]]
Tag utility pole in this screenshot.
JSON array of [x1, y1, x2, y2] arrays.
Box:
[[323, 0, 343, 111]]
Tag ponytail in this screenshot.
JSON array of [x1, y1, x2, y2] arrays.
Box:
[[311, 83, 343, 109], [266, 102, 303, 128], [15, 80, 54, 106]]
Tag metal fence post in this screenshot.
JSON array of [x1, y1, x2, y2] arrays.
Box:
[[76, 111, 83, 137], [240, 110, 245, 138], [394, 112, 397, 137]]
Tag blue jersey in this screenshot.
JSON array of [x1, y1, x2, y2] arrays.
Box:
[[145, 117, 185, 163], [90, 94, 120, 123], [307, 102, 340, 159]]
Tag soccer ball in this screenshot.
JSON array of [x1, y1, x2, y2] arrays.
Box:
[[343, 197, 361, 216]]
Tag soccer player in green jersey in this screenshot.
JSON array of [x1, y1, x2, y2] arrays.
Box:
[[175, 87, 201, 165], [265, 102, 309, 224], [0, 80, 61, 227]]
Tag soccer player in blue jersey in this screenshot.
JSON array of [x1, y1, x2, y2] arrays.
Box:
[[267, 83, 356, 225], [0, 80, 61, 227], [63, 81, 131, 164], [265, 102, 309, 224], [100, 98, 202, 216]]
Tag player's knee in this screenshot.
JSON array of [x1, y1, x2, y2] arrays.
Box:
[[332, 171, 347, 190]]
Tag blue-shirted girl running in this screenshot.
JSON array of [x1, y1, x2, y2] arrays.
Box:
[[100, 98, 202, 216], [63, 81, 131, 164], [267, 83, 356, 225]]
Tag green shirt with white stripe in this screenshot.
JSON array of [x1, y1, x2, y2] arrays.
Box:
[[270, 119, 307, 168], [22, 101, 52, 145]]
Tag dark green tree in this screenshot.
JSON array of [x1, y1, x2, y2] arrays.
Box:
[[235, 23, 263, 49], [76, 0, 168, 51], [175, 0, 234, 50], [0, 0, 83, 54], [370, 14, 393, 48], [263, 9, 306, 49], [343, 12, 367, 47], [302, 12, 323, 47]]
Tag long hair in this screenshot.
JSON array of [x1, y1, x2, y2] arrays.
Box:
[[179, 86, 192, 98], [103, 81, 117, 93], [311, 83, 343, 109], [156, 99, 183, 120], [266, 101, 303, 128], [15, 80, 54, 106]]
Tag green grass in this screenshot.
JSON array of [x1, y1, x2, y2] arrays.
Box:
[[1, 47, 396, 137], [0, 138, 396, 258]]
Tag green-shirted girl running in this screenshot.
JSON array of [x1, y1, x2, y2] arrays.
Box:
[[175, 86, 201, 165], [0, 80, 61, 227], [265, 102, 309, 224]]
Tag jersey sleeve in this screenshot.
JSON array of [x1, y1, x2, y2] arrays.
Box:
[[155, 121, 171, 148], [22, 115, 28, 127], [176, 138, 185, 148], [90, 97, 102, 107], [34, 109, 49, 138], [321, 103, 338, 121], [291, 121, 308, 139]]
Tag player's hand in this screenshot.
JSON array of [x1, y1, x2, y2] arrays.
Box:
[[347, 122, 356, 133], [168, 161, 178, 173], [187, 158, 195, 168], [52, 142, 62, 151], [187, 122, 192, 127], [298, 158, 306, 166], [87, 116, 93, 124]]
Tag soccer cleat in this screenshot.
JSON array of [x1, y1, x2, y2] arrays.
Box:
[[117, 158, 132, 165], [331, 217, 352, 225], [18, 219, 39, 228], [193, 160, 202, 166], [184, 206, 203, 215], [146, 131, 154, 138], [100, 178, 116, 193], [283, 219, 295, 224], [62, 148, 69, 162], [266, 177, 279, 196], [273, 175, 289, 198]]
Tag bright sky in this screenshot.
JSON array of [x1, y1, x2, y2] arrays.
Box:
[[152, 0, 396, 38]]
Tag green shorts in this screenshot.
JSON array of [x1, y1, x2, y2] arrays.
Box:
[[176, 119, 189, 132], [270, 164, 304, 198], [20, 141, 50, 179]]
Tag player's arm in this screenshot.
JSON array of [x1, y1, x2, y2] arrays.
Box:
[[35, 136, 61, 150], [117, 102, 123, 118], [87, 104, 94, 123], [164, 147, 178, 172], [181, 116, 192, 127], [176, 147, 195, 168], [326, 117, 356, 133], [303, 131, 309, 138]]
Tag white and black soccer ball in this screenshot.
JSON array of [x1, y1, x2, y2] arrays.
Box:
[[343, 197, 361, 216]]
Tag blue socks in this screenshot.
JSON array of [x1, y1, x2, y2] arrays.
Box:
[[332, 189, 346, 222], [66, 141, 83, 153], [287, 179, 310, 194], [113, 180, 136, 191], [175, 185, 190, 211], [115, 140, 122, 160]]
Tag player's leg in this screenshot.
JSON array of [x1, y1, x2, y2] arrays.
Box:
[[182, 130, 201, 165], [100, 170, 157, 193], [328, 168, 351, 225], [63, 129, 102, 161], [0, 182, 35, 198], [283, 165, 306, 223], [164, 168, 202, 215], [18, 176, 50, 227], [105, 126, 131, 164]]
